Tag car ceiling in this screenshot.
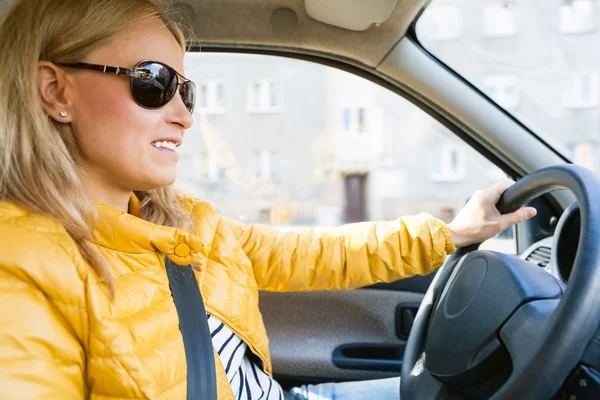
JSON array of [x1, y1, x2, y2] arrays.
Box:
[[167, 0, 427, 67], [0, 0, 426, 67]]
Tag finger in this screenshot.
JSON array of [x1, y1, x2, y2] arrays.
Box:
[[499, 206, 537, 230], [489, 179, 516, 204]]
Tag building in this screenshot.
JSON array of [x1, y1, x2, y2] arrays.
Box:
[[420, 0, 600, 172], [175, 0, 592, 230]]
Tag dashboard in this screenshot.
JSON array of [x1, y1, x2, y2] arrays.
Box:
[[521, 202, 580, 284]]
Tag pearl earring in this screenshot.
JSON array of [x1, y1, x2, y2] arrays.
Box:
[[60, 111, 68, 118]]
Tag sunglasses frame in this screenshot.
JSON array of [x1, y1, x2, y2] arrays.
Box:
[[58, 59, 195, 113]]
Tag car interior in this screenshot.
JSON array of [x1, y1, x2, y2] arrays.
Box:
[[177, 1, 600, 398], [4, 0, 599, 398]]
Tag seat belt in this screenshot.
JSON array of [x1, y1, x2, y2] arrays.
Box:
[[164, 256, 218, 400]]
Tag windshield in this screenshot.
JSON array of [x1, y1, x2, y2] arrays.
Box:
[[416, 0, 599, 174]]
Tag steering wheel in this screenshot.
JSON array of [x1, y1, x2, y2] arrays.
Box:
[[400, 165, 600, 400]]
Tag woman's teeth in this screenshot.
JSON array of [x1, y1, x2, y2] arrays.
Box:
[[152, 141, 177, 151]]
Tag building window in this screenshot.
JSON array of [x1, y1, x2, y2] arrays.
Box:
[[197, 151, 225, 182], [424, 6, 462, 40], [566, 142, 595, 169], [342, 109, 351, 132], [248, 79, 281, 113], [268, 81, 278, 107], [341, 108, 368, 133], [216, 84, 225, 108], [430, 146, 466, 181], [250, 150, 276, 180], [562, 71, 599, 108], [195, 151, 209, 178], [357, 108, 366, 132], [482, 2, 518, 38], [251, 82, 261, 109], [483, 75, 520, 110], [560, 0, 596, 34], [198, 85, 207, 108], [198, 81, 225, 114]]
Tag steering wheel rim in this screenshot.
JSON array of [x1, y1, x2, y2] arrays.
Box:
[[400, 164, 600, 400]]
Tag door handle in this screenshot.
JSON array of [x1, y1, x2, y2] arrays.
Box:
[[396, 304, 420, 340], [332, 343, 405, 372]]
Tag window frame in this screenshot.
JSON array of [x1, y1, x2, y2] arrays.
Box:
[[560, 0, 596, 35], [249, 149, 277, 180], [198, 80, 226, 115], [562, 71, 600, 109], [482, 2, 519, 38], [195, 150, 225, 182], [247, 78, 283, 113], [340, 107, 368, 133], [429, 146, 467, 182]]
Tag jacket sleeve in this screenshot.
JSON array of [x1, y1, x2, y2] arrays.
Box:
[[223, 213, 456, 292], [0, 265, 85, 399]]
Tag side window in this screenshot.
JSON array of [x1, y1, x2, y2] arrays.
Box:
[[483, 75, 520, 110], [482, 2, 518, 38], [560, 0, 596, 34], [180, 53, 516, 254]]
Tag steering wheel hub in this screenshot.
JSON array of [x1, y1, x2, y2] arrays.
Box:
[[443, 257, 486, 317], [426, 252, 564, 386]]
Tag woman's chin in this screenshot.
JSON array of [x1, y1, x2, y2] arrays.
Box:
[[136, 172, 177, 191]]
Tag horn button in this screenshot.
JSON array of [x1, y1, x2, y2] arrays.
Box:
[[425, 251, 563, 386]]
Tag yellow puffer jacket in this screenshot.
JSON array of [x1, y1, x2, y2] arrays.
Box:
[[0, 193, 455, 399]]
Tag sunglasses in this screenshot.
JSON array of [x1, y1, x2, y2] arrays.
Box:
[[58, 60, 195, 113]]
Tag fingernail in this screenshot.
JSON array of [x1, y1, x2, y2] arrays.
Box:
[[526, 208, 537, 219]]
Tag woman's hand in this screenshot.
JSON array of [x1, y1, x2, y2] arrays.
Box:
[[447, 180, 537, 248]]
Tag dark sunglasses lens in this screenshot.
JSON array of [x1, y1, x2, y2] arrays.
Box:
[[180, 81, 196, 113], [131, 62, 177, 109]]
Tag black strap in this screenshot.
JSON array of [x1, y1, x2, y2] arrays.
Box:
[[164, 257, 217, 400]]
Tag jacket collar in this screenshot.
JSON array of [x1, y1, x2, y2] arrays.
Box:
[[92, 193, 208, 266]]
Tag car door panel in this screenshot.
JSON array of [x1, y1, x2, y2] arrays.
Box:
[[259, 287, 425, 383]]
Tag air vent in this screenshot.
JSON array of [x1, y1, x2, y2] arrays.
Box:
[[526, 246, 551, 268]]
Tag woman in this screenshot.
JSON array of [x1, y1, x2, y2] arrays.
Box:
[[0, 0, 536, 399]]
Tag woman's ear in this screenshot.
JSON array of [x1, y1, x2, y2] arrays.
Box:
[[37, 61, 73, 123]]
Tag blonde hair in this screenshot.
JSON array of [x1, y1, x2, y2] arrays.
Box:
[[0, 0, 194, 298]]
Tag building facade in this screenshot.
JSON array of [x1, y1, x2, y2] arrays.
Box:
[[176, 0, 594, 231]]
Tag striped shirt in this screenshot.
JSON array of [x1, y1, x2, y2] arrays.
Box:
[[208, 314, 284, 400]]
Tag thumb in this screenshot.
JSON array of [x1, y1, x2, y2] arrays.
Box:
[[500, 206, 537, 230]]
